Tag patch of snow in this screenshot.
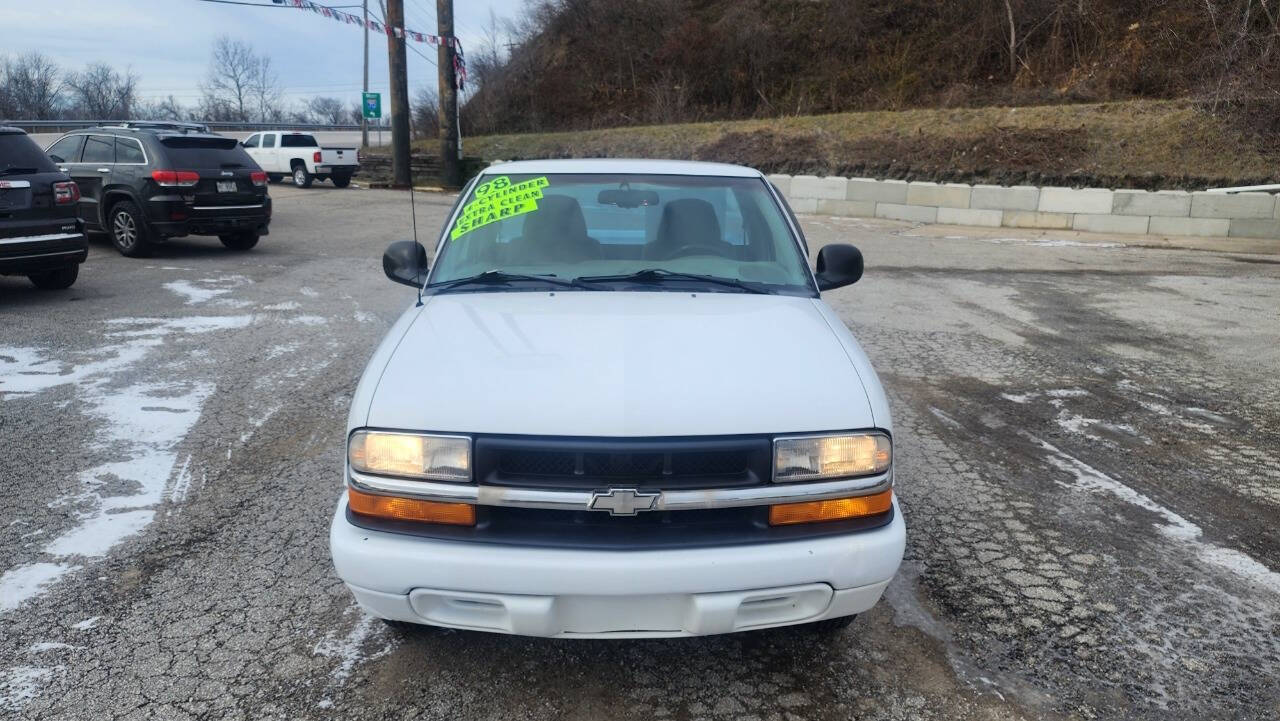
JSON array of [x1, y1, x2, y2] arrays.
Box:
[[1001, 392, 1034, 404], [354, 311, 377, 323], [164, 280, 231, 305], [41, 381, 213, 560], [264, 301, 300, 311], [71, 617, 100, 630], [299, 287, 319, 297], [168, 456, 194, 503], [929, 407, 963, 429], [0, 563, 80, 613], [105, 316, 253, 337], [28, 643, 76, 653], [0, 666, 61, 711], [1046, 388, 1090, 398], [1036, 438, 1280, 595], [313, 609, 392, 689], [1184, 407, 1231, 425], [289, 315, 327, 326]]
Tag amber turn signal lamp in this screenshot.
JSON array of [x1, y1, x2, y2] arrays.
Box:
[[348, 487, 475, 526], [768, 489, 893, 526]]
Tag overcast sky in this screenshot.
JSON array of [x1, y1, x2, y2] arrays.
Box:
[[0, 0, 525, 112]]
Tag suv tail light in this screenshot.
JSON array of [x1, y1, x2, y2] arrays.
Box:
[[356, 150, 363, 163], [151, 170, 200, 187], [250, 170, 267, 187], [313, 151, 322, 163], [53, 181, 80, 204]]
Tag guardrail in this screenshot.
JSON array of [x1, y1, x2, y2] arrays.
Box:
[[2, 119, 372, 133]]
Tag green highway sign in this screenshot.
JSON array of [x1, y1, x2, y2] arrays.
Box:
[[362, 92, 381, 119]]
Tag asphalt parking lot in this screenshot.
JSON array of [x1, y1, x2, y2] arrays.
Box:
[[2, 184, 1278, 720]]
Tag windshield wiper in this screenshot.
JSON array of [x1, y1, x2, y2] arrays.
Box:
[[575, 268, 771, 294], [428, 270, 603, 293], [0, 167, 40, 177]]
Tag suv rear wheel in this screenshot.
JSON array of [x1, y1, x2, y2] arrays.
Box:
[[219, 232, 259, 251], [292, 164, 313, 188], [28, 265, 79, 290], [109, 200, 150, 257]]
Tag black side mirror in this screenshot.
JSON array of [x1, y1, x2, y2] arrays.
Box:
[[814, 244, 863, 291], [383, 240, 429, 287]]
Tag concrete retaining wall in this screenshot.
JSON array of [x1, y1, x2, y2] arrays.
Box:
[[769, 174, 1280, 240]]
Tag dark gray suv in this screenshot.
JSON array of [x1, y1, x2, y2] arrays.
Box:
[[44, 122, 272, 257], [0, 127, 87, 289]]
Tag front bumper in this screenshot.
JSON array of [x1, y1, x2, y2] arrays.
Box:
[[330, 495, 906, 637], [0, 232, 88, 275]]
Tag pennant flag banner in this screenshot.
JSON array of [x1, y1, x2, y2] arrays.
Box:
[[287, 0, 466, 87]]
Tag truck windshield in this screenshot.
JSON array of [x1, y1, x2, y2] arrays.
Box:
[[430, 173, 814, 295]]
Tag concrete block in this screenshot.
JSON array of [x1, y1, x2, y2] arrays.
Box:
[[766, 174, 792, 197], [1190, 192, 1275, 219], [1002, 211, 1073, 230], [971, 184, 1039, 211], [790, 175, 847, 200], [937, 207, 1002, 227], [1072, 214, 1150, 235], [816, 199, 876, 217], [846, 178, 908, 204], [1148, 216, 1230, 237], [906, 181, 971, 209], [1112, 190, 1190, 217], [1038, 187, 1114, 214], [789, 197, 819, 214], [1228, 218, 1280, 239], [876, 203, 937, 223]]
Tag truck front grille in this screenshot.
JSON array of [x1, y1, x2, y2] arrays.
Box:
[[476, 434, 771, 490]]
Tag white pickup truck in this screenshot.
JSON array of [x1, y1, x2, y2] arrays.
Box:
[[329, 159, 904, 638], [242, 131, 359, 188]]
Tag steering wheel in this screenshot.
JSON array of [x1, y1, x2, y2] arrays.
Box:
[[664, 243, 735, 260]]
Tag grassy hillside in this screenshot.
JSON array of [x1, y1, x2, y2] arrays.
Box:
[[432, 99, 1277, 191]]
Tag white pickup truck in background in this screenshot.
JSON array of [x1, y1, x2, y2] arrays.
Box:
[[242, 131, 360, 188]]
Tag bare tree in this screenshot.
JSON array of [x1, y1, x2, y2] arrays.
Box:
[[1, 52, 63, 119], [137, 94, 189, 121], [413, 86, 439, 139], [200, 36, 278, 122], [306, 96, 346, 124], [250, 55, 281, 122], [64, 62, 138, 118]]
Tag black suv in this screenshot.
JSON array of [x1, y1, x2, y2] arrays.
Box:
[[0, 127, 87, 289], [44, 122, 271, 257]]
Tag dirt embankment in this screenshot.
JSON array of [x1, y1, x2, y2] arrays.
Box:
[[442, 99, 1279, 191]]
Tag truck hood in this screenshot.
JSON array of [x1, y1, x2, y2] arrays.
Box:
[[363, 291, 876, 437]]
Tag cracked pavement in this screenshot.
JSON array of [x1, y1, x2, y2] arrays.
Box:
[[1, 187, 1277, 720]]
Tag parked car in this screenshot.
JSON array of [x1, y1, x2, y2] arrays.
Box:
[[44, 123, 270, 257], [0, 126, 87, 289], [330, 159, 903, 638], [242, 131, 359, 188]]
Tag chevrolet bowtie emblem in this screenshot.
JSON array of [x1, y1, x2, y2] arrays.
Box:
[[588, 488, 661, 516]]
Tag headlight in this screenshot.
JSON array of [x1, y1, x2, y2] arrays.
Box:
[[773, 432, 891, 482], [348, 430, 471, 482]]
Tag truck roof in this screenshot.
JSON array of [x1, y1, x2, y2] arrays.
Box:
[[482, 158, 764, 178]]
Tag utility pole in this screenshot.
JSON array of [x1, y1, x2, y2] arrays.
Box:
[[361, 0, 369, 148], [385, 0, 411, 187], [436, 0, 460, 188]]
